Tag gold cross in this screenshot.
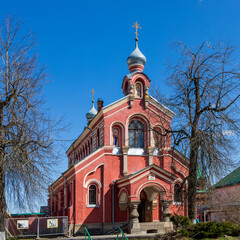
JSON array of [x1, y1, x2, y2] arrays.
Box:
[[132, 21, 141, 40], [90, 89, 96, 101]]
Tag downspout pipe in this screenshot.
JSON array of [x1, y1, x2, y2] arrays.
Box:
[[112, 181, 116, 229], [50, 188, 53, 216], [73, 180, 76, 236], [63, 175, 67, 210]]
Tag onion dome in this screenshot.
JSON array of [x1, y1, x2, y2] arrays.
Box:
[[127, 39, 147, 73], [86, 100, 97, 122]]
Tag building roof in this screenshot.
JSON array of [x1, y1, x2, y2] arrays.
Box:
[[214, 167, 240, 188], [10, 212, 46, 216]]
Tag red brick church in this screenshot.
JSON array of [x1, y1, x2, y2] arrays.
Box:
[[48, 25, 189, 235]]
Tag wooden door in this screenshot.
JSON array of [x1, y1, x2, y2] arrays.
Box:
[[145, 201, 153, 222]]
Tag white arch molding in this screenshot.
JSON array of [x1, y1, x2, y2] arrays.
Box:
[[118, 187, 129, 198], [85, 179, 102, 189], [136, 181, 172, 199], [83, 163, 104, 188], [125, 113, 152, 147], [109, 121, 125, 147], [86, 182, 101, 206]]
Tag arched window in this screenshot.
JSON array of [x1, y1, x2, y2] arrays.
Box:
[[81, 148, 83, 159], [153, 131, 160, 148], [89, 184, 97, 205], [96, 129, 100, 148], [85, 143, 88, 156], [88, 141, 91, 154], [90, 138, 92, 153], [83, 146, 86, 158], [135, 83, 142, 98], [174, 183, 182, 203], [112, 127, 119, 147], [129, 120, 144, 148], [153, 128, 163, 149]]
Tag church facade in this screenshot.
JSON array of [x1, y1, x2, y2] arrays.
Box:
[[48, 33, 189, 235]]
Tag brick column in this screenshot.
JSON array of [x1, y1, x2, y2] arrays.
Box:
[[147, 146, 155, 165], [161, 199, 172, 222], [128, 201, 141, 233], [121, 146, 129, 176]]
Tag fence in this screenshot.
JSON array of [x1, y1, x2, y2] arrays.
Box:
[[6, 216, 68, 238]]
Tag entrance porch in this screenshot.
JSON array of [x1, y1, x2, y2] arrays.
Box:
[[128, 187, 173, 234], [116, 164, 177, 234]]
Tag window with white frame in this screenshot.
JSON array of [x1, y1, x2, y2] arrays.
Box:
[[112, 127, 119, 147], [129, 120, 144, 148], [135, 82, 142, 98], [174, 183, 182, 204], [89, 184, 97, 205]]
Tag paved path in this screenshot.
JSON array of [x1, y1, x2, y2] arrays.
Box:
[[48, 233, 158, 240]]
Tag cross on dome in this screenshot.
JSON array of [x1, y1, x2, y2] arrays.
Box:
[[86, 89, 97, 122], [127, 22, 146, 73], [132, 21, 141, 40], [90, 89, 96, 102]]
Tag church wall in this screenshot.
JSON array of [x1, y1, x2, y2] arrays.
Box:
[[103, 98, 172, 148], [49, 144, 189, 227], [74, 158, 104, 225], [170, 203, 186, 216], [67, 116, 105, 167], [114, 185, 128, 223], [71, 152, 124, 225], [127, 156, 148, 174], [153, 156, 164, 168]]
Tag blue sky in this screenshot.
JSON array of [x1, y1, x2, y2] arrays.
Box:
[[2, 0, 240, 211]]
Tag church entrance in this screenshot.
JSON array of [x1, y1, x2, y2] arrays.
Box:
[[138, 189, 153, 222]]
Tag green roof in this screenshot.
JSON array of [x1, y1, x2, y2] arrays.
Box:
[[10, 212, 46, 216], [215, 167, 240, 188]]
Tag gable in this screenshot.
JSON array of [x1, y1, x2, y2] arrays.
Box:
[[116, 164, 178, 186]]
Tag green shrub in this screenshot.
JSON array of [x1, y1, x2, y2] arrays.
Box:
[[178, 221, 240, 239], [170, 214, 191, 230]]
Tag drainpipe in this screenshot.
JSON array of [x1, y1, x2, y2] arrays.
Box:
[[50, 188, 53, 216], [63, 175, 67, 210], [73, 180, 76, 235], [112, 181, 115, 229]]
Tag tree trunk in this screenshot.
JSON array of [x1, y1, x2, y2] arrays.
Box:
[[0, 165, 6, 233], [187, 77, 200, 221], [0, 105, 6, 238], [188, 143, 198, 221]]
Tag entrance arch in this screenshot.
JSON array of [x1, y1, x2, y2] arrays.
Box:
[[138, 190, 147, 222], [138, 186, 162, 222]]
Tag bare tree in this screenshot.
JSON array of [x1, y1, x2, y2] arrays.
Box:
[[153, 41, 240, 220], [0, 17, 61, 238]]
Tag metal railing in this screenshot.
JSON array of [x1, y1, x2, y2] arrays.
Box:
[[85, 227, 93, 240], [116, 226, 128, 240]]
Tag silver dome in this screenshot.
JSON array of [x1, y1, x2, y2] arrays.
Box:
[[86, 101, 97, 121], [127, 40, 146, 68]]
